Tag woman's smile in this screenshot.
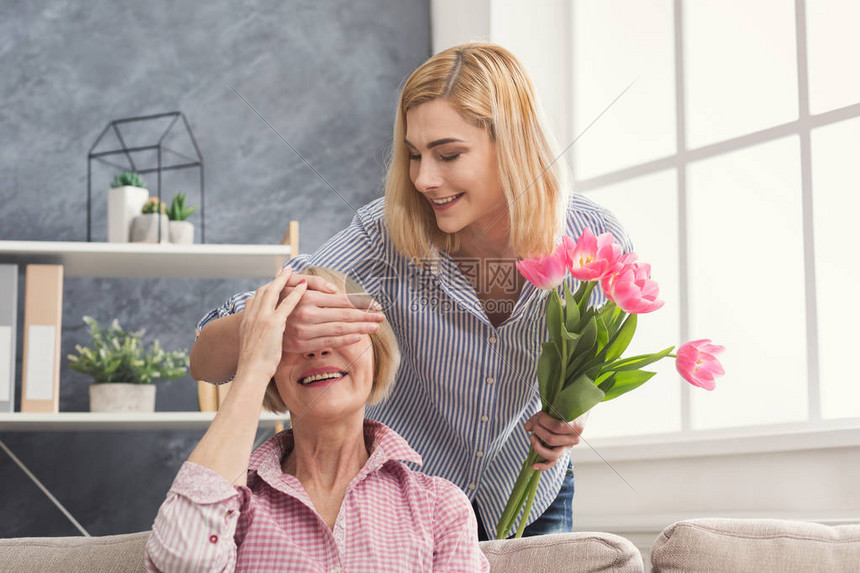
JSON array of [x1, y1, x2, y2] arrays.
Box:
[[429, 192, 465, 210]]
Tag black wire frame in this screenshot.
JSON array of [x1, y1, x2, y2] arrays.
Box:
[[87, 111, 205, 243]]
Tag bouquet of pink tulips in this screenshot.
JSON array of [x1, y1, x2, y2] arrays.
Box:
[[495, 229, 725, 540]]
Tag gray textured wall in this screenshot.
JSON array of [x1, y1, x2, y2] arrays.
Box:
[[0, 0, 429, 536]]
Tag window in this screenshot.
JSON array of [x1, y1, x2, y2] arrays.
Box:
[[572, 0, 860, 437]]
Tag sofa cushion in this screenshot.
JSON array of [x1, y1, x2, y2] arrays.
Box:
[[0, 530, 644, 573], [651, 518, 860, 573], [480, 531, 644, 573], [0, 531, 149, 573]]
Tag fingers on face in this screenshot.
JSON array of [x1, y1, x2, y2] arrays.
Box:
[[252, 266, 293, 310], [277, 280, 307, 317], [287, 274, 336, 294], [288, 334, 364, 354]]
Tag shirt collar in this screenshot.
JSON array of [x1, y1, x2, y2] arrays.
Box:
[[248, 419, 423, 479]]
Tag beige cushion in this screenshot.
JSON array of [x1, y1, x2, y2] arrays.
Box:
[[651, 518, 860, 573], [0, 531, 149, 573], [480, 531, 644, 573], [0, 530, 644, 573]]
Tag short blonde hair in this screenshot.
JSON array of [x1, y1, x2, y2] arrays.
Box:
[[384, 42, 567, 262], [262, 267, 400, 413]]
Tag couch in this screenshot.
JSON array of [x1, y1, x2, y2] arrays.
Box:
[[1, 518, 858, 572]]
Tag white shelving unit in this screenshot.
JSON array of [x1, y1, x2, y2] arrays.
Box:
[[0, 236, 299, 424], [0, 225, 300, 537], [0, 240, 292, 279], [0, 412, 290, 432]]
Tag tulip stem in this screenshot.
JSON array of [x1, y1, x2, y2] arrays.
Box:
[[515, 471, 542, 538], [495, 449, 540, 539]]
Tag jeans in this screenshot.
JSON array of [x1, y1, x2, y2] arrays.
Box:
[[473, 461, 575, 541]]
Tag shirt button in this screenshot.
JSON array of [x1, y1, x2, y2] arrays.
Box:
[[475, 451, 484, 458], [480, 415, 489, 423], [209, 535, 218, 544], [486, 376, 495, 384], [467, 483, 476, 491], [488, 336, 497, 344]]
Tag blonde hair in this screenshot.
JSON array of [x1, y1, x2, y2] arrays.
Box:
[[384, 42, 567, 262], [262, 267, 401, 413]]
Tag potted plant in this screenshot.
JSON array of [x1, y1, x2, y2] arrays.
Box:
[[165, 192, 197, 244], [68, 316, 188, 413], [130, 197, 169, 243], [108, 171, 148, 243]]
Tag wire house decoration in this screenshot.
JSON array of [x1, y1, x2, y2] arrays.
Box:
[[87, 111, 205, 243]]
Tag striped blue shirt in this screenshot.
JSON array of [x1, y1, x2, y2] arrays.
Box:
[[197, 194, 632, 536]]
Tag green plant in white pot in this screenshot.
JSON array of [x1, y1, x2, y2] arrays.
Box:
[[68, 316, 188, 413], [108, 171, 149, 243], [165, 192, 197, 244], [130, 197, 169, 243]]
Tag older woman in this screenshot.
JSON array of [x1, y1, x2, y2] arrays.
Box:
[[145, 266, 489, 572]]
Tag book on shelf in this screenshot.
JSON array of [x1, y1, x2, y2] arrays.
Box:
[[21, 264, 64, 413], [0, 264, 17, 413]]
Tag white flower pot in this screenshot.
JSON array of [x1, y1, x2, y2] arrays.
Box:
[[89, 383, 156, 413], [130, 214, 170, 243], [108, 186, 149, 243], [168, 220, 194, 244]]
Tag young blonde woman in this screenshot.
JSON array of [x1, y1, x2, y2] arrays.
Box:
[[191, 42, 632, 540]]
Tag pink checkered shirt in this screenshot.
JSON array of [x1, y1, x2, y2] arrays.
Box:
[[145, 419, 490, 572]]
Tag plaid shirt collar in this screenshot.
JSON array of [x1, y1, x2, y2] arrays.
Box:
[[247, 419, 423, 499]]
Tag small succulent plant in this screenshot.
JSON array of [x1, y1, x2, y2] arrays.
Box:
[[68, 316, 188, 385], [165, 192, 198, 221], [141, 197, 167, 215], [111, 171, 147, 189]]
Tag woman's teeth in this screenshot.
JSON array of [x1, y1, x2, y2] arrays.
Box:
[[432, 193, 463, 205], [299, 372, 346, 385]]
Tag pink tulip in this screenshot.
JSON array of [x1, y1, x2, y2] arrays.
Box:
[[564, 228, 624, 282], [600, 254, 664, 314], [516, 242, 569, 290], [676, 339, 725, 390]]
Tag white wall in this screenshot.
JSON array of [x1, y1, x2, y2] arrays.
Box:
[[431, 0, 572, 143]]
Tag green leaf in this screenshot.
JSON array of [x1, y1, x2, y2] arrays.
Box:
[[577, 281, 596, 318], [603, 313, 638, 362], [536, 342, 560, 403], [597, 372, 616, 393], [605, 346, 674, 373], [550, 374, 605, 422], [598, 301, 623, 338], [575, 316, 598, 358], [564, 283, 580, 332], [565, 352, 589, 383], [546, 290, 563, 342], [596, 316, 609, 353], [601, 369, 657, 401], [572, 280, 589, 305], [595, 371, 613, 386]]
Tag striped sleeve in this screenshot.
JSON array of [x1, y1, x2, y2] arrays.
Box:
[[145, 462, 247, 573], [431, 478, 491, 572], [195, 204, 385, 339]]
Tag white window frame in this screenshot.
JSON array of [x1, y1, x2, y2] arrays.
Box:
[[571, 0, 860, 444], [432, 0, 860, 453]]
